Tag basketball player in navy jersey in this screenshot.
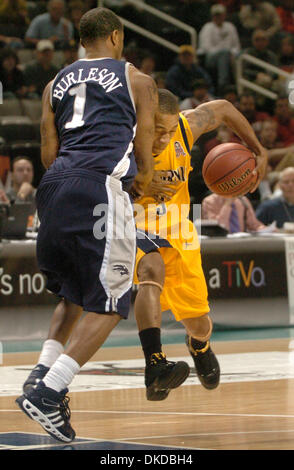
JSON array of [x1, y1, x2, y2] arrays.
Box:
[[15, 7, 161, 443]]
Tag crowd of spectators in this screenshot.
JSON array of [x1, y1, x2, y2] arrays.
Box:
[[0, 0, 293, 235]]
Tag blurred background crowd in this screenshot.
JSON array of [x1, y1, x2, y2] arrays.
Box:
[[0, 0, 293, 235]]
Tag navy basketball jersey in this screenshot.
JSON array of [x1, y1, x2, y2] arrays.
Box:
[[50, 58, 137, 183]]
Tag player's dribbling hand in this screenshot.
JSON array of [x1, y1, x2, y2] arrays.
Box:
[[145, 170, 179, 203], [129, 180, 144, 201], [249, 146, 268, 193]]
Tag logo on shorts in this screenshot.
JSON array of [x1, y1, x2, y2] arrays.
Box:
[[113, 264, 129, 276], [174, 141, 186, 158]]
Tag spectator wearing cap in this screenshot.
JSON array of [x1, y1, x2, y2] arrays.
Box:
[[198, 4, 241, 95], [25, 0, 73, 49], [166, 44, 214, 101], [179, 79, 214, 110], [24, 40, 59, 97]]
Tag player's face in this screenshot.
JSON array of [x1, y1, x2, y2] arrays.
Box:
[[152, 112, 179, 155]]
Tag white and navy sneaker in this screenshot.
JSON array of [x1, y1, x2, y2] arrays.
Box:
[[23, 364, 49, 393], [16, 381, 75, 442]]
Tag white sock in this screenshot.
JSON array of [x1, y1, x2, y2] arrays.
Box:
[[38, 339, 64, 368], [43, 354, 80, 392]]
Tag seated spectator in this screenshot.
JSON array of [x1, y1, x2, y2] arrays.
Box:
[[24, 40, 59, 98], [25, 0, 73, 49], [154, 71, 167, 89], [166, 44, 213, 101], [62, 39, 79, 67], [259, 119, 284, 150], [198, 4, 240, 95], [202, 193, 266, 233], [204, 124, 240, 154], [0, 0, 29, 48], [256, 167, 294, 229], [180, 79, 214, 110], [238, 93, 270, 134], [139, 51, 156, 77], [273, 96, 294, 146], [276, 0, 294, 35], [6, 156, 36, 212], [259, 119, 294, 170], [279, 35, 294, 73], [238, 0, 281, 40], [242, 29, 280, 90], [221, 85, 239, 108], [0, 48, 27, 99]]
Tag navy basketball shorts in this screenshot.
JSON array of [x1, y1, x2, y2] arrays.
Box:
[[36, 169, 136, 319]]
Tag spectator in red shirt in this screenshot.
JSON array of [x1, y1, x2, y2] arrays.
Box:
[[238, 93, 270, 134], [273, 96, 294, 145], [276, 0, 294, 35]]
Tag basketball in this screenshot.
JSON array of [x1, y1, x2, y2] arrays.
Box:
[[202, 143, 257, 197]]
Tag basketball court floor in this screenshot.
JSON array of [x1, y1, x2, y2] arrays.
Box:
[[1, 327, 294, 451]]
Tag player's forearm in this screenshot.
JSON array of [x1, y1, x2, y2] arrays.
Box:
[[134, 145, 154, 187], [41, 148, 58, 169], [221, 101, 263, 154]]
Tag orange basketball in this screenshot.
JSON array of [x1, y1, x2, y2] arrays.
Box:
[[202, 143, 257, 197]]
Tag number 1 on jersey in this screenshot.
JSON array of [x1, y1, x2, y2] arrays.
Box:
[[65, 83, 87, 129]]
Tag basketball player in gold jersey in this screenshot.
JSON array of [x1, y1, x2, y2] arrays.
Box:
[[134, 89, 268, 400], [22, 90, 268, 402]]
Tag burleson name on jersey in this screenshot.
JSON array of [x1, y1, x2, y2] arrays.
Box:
[[53, 67, 123, 100]]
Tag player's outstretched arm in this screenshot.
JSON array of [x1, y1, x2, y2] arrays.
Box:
[[182, 100, 268, 192], [40, 81, 59, 169], [129, 67, 158, 198]]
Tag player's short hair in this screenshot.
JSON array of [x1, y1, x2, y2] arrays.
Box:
[[158, 89, 179, 115], [79, 7, 123, 45]]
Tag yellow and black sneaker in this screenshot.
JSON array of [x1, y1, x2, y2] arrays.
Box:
[[145, 352, 190, 401], [186, 336, 220, 390]]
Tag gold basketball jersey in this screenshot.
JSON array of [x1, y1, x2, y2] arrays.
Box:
[[135, 113, 195, 240]]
